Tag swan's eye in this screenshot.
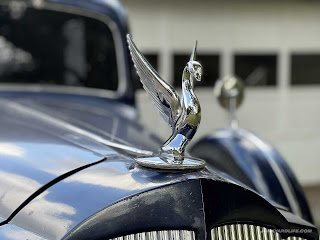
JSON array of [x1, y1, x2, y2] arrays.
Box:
[[192, 66, 198, 72]]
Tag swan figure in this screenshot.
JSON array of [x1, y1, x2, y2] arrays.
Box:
[[127, 34, 204, 168]]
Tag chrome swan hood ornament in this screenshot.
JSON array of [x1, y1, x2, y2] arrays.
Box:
[[127, 34, 205, 170]]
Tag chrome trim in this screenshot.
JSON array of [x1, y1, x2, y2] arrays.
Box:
[[224, 225, 230, 240], [249, 225, 255, 240], [134, 156, 205, 170], [215, 76, 245, 129], [237, 224, 243, 240], [257, 226, 263, 240], [231, 224, 237, 240], [128, 35, 205, 170], [109, 230, 196, 240], [211, 224, 307, 240], [244, 224, 250, 240], [235, 129, 302, 218]]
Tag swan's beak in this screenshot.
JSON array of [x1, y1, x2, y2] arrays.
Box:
[[195, 72, 202, 81], [195, 65, 202, 81]]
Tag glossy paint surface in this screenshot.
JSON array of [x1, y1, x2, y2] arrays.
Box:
[[0, 223, 46, 240], [10, 158, 212, 240], [0, 93, 161, 152], [0, 97, 317, 239], [192, 128, 313, 223], [0, 99, 119, 222], [0, 92, 167, 222], [0, 93, 316, 239], [5, 156, 318, 240], [0, 2, 315, 239], [65, 180, 206, 240]]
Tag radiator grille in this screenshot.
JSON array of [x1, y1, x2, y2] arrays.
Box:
[[109, 230, 196, 240], [211, 224, 307, 240]]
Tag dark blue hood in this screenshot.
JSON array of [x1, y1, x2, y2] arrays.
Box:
[[0, 92, 161, 224], [0, 93, 317, 240]]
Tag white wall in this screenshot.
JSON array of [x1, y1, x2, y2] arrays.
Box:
[[122, 0, 320, 186], [122, 0, 320, 87]]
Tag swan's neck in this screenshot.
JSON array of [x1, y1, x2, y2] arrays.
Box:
[[159, 67, 200, 160], [181, 67, 196, 109], [182, 67, 194, 90]]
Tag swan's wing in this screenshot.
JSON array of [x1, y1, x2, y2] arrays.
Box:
[[127, 34, 182, 127]]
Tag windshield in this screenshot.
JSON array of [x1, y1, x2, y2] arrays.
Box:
[[0, 4, 118, 90]]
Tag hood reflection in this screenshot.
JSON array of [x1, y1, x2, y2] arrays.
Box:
[[0, 225, 44, 240], [0, 143, 25, 157], [0, 170, 41, 219], [9, 159, 206, 240], [0, 137, 103, 220], [63, 163, 161, 191], [0, 170, 76, 239], [12, 191, 76, 240]]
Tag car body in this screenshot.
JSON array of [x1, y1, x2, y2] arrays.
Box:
[[0, 0, 318, 240]]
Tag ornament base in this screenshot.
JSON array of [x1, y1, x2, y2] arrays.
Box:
[[134, 155, 206, 170]]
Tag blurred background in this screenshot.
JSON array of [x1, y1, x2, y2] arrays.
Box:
[[121, 0, 320, 227]]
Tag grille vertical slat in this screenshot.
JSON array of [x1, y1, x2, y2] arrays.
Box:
[[270, 228, 276, 240], [109, 230, 196, 240], [238, 225, 242, 240], [256, 226, 263, 240], [230, 224, 237, 240], [224, 225, 230, 240], [211, 227, 215, 240], [244, 224, 250, 240], [211, 224, 308, 240], [263, 227, 269, 240], [218, 225, 224, 240], [147, 231, 157, 240], [249, 224, 256, 240]]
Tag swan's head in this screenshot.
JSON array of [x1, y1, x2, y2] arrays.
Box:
[[187, 40, 202, 81], [187, 61, 202, 81]]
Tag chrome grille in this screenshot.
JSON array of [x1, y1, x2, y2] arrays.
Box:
[[211, 224, 307, 240], [109, 230, 196, 240]]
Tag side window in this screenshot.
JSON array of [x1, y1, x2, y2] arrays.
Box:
[[234, 54, 277, 86], [173, 54, 220, 87], [291, 54, 320, 85], [133, 53, 158, 89]]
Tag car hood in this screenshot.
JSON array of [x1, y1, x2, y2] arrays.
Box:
[[0, 95, 317, 240], [0, 95, 161, 223]]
